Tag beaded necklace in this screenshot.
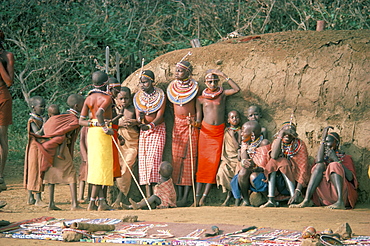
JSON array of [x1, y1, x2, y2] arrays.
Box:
[[229, 126, 240, 131], [67, 108, 79, 117], [167, 79, 199, 106], [202, 87, 223, 100], [29, 113, 43, 122], [246, 135, 263, 157], [88, 88, 110, 96], [133, 86, 165, 115], [324, 149, 345, 163], [281, 138, 301, 159]]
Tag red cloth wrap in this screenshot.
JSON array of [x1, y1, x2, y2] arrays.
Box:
[[0, 84, 12, 126], [31, 114, 80, 173], [196, 121, 225, 184], [264, 138, 310, 186], [312, 155, 358, 208]]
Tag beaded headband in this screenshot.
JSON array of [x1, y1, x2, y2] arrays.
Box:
[[176, 62, 191, 71], [109, 83, 121, 88], [93, 80, 108, 88], [205, 73, 220, 81], [141, 73, 154, 81], [328, 132, 340, 143]]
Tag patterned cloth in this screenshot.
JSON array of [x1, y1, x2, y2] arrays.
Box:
[[138, 122, 166, 185], [0, 84, 12, 126], [115, 122, 139, 196], [87, 121, 114, 186], [196, 121, 225, 184], [264, 138, 310, 187], [216, 127, 240, 193], [312, 155, 358, 208], [153, 178, 177, 209], [23, 117, 44, 192], [171, 115, 199, 186]]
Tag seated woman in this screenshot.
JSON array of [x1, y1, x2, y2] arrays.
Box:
[[290, 126, 358, 209]]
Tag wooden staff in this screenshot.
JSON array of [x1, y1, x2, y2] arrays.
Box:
[[188, 113, 197, 206], [115, 51, 120, 82], [105, 46, 110, 74], [111, 136, 152, 210]]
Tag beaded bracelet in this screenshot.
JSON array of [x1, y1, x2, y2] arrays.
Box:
[[102, 126, 109, 133], [149, 122, 156, 129]]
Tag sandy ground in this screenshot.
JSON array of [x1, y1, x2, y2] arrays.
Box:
[[0, 179, 369, 245]]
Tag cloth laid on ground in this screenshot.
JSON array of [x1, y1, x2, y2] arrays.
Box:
[[171, 115, 199, 186], [3, 217, 368, 245], [138, 122, 166, 185], [196, 121, 225, 184]]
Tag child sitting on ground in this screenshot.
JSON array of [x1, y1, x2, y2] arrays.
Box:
[[125, 161, 177, 209]]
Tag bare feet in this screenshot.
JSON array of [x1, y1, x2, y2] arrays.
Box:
[[121, 204, 132, 210], [289, 199, 314, 208], [325, 201, 345, 210], [35, 200, 48, 207], [129, 198, 139, 210], [241, 199, 251, 206], [0, 177, 7, 191], [260, 200, 278, 208], [111, 202, 123, 210], [70, 205, 85, 211], [176, 199, 188, 207], [27, 197, 36, 205], [87, 201, 98, 211], [199, 196, 206, 206], [48, 205, 62, 211], [98, 203, 113, 211]]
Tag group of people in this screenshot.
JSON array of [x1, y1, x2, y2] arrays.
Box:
[[0, 27, 359, 211]]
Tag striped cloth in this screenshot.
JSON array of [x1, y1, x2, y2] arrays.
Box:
[[171, 115, 199, 186], [138, 122, 166, 185]]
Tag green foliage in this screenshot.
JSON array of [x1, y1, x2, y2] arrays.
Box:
[[1, 0, 368, 165]]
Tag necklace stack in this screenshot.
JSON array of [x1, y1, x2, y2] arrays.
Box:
[[88, 88, 109, 96], [134, 86, 165, 115], [202, 87, 223, 99], [281, 138, 301, 159], [247, 135, 263, 156], [29, 113, 43, 122], [67, 108, 79, 117], [167, 79, 199, 106]]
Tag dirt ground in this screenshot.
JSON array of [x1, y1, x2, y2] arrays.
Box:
[[0, 163, 369, 245]]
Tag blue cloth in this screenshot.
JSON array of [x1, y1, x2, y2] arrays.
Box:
[[250, 172, 268, 192], [231, 172, 268, 199], [230, 174, 241, 199]]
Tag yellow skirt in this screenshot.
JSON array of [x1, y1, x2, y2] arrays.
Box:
[[87, 125, 113, 186]]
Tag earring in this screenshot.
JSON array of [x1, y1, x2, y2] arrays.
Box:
[[251, 132, 255, 141]]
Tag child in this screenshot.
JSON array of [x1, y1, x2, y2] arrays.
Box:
[[232, 120, 270, 206], [47, 104, 67, 160], [125, 161, 177, 209], [111, 87, 139, 209], [42, 94, 85, 210], [247, 105, 267, 139], [216, 110, 241, 206], [24, 96, 46, 206], [194, 69, 240, 206]]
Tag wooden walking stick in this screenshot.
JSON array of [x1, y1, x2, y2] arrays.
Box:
[[111, 136, 152, 210], [188, 113, 197, 207]]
